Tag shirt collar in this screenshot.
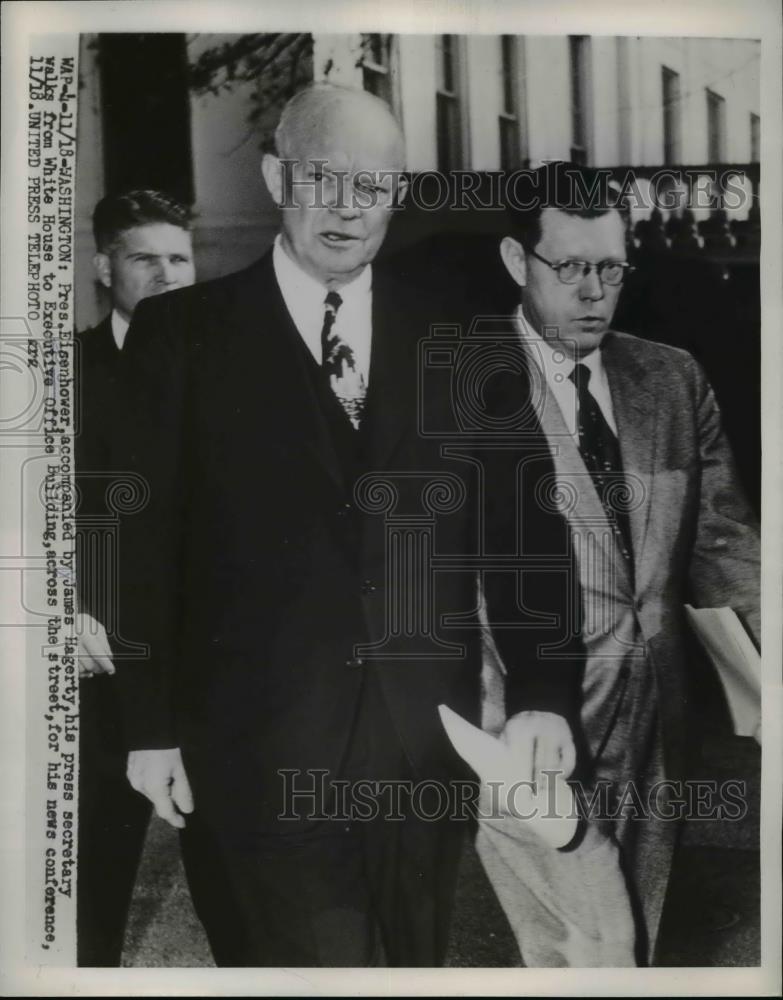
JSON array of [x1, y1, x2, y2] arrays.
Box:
[[272, 234, 372, 310], [111, 309, 130, 351], [272, 235, 373, 376], [515, 305, 617, 436], [515, 305, 604, 381]]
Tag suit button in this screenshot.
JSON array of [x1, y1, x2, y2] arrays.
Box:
[[337, 503, 353, 518], [361, 579, 376, 595], [346, 656, 365, 669]]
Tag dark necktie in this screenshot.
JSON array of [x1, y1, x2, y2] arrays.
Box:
[[320, 290, 366, 430], [569, 362, 633, 566]]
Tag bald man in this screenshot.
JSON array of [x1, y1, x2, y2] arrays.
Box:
[[109, 85, 583, 966]]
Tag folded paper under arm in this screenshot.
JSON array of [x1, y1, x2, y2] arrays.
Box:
[[685, 604, 761, 743]]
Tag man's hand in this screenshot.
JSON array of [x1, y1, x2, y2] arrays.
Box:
[[76, 612, 115, 678], [127, 748, 194, 829], [502, 711, 576, 785]]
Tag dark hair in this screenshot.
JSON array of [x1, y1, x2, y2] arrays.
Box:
[[506, 161, 625, 252], [92, 189, 193, 253]]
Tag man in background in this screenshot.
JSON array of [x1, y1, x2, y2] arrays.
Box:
[[76, 190, 237, 965], [493, 161, 760, 964], [75, 190, 195, 568]]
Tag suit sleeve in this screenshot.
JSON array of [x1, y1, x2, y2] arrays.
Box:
[[479, 367, 585, 726], [74, 334, 97, 618], [686, 357, 761, 646], [483, 470, 585, 725], [74, 331, 113, 618], [109, 295, 190, 749]]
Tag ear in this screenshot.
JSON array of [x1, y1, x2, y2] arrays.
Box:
[[499, 236, 527, 287], [93, 252, 112, 290], [394, 174, 409, 208], [261, 153, 284, 206]]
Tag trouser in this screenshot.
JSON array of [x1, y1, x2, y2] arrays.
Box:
[[198, 670, 466, 967], [77, 674, 244, 966], [581, 653, 678, 967]]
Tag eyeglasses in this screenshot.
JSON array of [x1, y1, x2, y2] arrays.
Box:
[[529, 249, 635, 286]]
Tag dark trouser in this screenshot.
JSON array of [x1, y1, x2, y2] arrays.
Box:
[[212, 807, 464, 967], [77, 675, 150, 967], [77, 675, 244, 966], [200, 671, 466, 967]]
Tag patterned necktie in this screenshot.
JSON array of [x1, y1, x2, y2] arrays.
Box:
[[320, 290, 366, 430], [569, 362, 633, 566]]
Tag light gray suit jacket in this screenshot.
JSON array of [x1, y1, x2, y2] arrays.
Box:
[[483, 326, 761, 776], [479, 327, 761, 963], [575, 332, 758, 771]]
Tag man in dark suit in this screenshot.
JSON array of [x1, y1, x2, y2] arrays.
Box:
[[491, 161, 760, 964], [76, 191, 240, 966], [75, 190, 196, 588], [111, 86, 583, 967], [78, 189, 195, 415]]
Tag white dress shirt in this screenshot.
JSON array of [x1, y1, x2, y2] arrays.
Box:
[[272, 235, 372, 384], [515, 306, 618, 439], [111, 309, 130, 351]]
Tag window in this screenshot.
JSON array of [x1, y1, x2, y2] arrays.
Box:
[[360, 34, 400, 114], [569, 35, 591, 165], [436, 35, 466, 171], [706, 88, 726, 162], [99, 34, 193, 203], [498, 35, 522, 170], [750, 113, 760, 162], [662, 67, 681, 164]]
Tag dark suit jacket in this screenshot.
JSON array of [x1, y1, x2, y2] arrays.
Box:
[[75, 314, 120, 452], [75, 316, 121, 618], [109, 252, 583, 835]]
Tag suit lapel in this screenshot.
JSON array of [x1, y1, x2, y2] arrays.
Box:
[[230, 253, 347, 495], [518, 331, 634, 598], [93, 315, 120, 362], [364, 271, 419, 470], [601, 331, 657, 583]]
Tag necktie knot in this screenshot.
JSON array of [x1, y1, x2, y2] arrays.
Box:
[[569, 362, 591, 392], [324, 290, 343, 316]]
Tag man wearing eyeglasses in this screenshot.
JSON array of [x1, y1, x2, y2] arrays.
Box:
[[492, 161, 760, 965]]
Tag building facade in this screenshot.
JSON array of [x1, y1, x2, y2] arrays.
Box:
[[75, 32, 760, 328]]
